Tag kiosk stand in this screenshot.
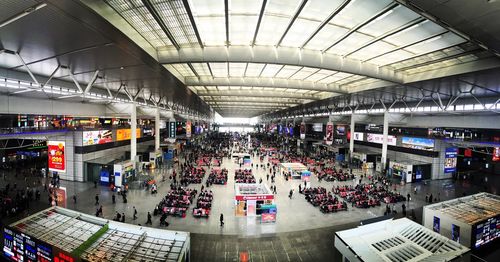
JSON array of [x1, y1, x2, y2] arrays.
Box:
[[234, 183, 276, 222]]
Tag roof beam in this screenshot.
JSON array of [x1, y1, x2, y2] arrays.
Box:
[[277, 0, 308, 46], [182, 0, 203, 47], [141, 0, 180, 49], [196, 90, 320, 100], [204, 97, 302, 103], [185, 76, 348, 94], [300, 0, 351, 48], [224, 0, 229, 46], [252, 0, 267, 46], [158, 46, 402, 83], [324, 3, 399, 52], [395, 48, 482, 72], [207, 101, 299, 106], [0, 2, 46, 29]]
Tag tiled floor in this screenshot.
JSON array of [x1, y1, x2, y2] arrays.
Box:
[[1, 153, 498, 261]]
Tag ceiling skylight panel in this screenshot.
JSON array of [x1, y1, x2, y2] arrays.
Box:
[[404, 32, 466, 55], [349, 41, 395, 61], [305, 24, 348, 50], [327, 32, 373, 56], [153, 0, 198, 46], [209, 63, 228, 77], [256, 0, 300, 45], [245, 63, 265, 77], [359, 6, 420, 37], [229, 63, 246, 77], [217, 86, 229, 90], [317, 72, 350, 84], [370, 49, 414, 65], [230, 15, 259, 45], [172, 64, 195, 77], [281, 19, 321, 47], [190, 63, 211, 76], [260, 64, 283, 77], [289, 67, 318, 80], [189, 0, 225, 45], [274, 66, 301, 79], [329, 0, 393, 29], [384, 21, 446, 47], [305, 69, 334, 82]]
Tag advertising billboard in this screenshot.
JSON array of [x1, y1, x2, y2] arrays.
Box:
[[336, 125, 346, 136], [325, 122, 333, 145], [82, 130, 112, 146], [48, 141, 65, 172], [402, 137, 435, 151], [433, 216, 440, 233], [493, 147, 500, 162], [300, 122, 306, 140], [186, 121, 192, 138], [366, 133, 396, 146], [312, 123, 323, 132], [444, 147, 458, 173], [353, 132, 364, 141], [116, 128, 141, 141], [474, 215, 500, 248]]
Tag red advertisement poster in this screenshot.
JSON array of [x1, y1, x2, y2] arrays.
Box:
[[325, 122, 333, 145], [493, 147, 500, 162], [48, 141, 65, 172]]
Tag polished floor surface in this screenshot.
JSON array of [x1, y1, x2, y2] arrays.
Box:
[[1, 153, 498, 261]]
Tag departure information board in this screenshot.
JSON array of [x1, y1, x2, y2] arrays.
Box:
[[3, 226, 54, 262], [474, 215, 500, 248]]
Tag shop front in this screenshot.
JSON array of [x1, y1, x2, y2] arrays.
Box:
[[235, 184, 276, 221], [113, 160, 136, 190]]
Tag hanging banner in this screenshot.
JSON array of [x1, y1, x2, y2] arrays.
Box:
[[325, 122, 333, 145], [48, 141, 65, 172], [300, 122, 306, 140], [186, 121, 192, 138], [444, 147, 458, 173]]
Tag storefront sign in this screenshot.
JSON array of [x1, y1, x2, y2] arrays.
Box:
[[261, 213, 276, 223], [116, 128, 141, 141], [402, 137, 434, 151], [367, 133, 396, 146], [82, 130, 112, 146], [444, 147, 458, 173], [186, 121, 192, 138], [300, 122, 306, 140], [235, 195, 274, 201], [48, 141, 65, 172], [142, 127, 153, 136], [353, 132, 364, 141], [325, 122, 333, 145], [312, 123, 322, 132]]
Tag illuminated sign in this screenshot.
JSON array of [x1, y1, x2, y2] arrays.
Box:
[[82, 130, 112, 146], [366, 133, 397, 146], [444, 147, 458, 173], [48, 141, 65, 172], [402, 137, 434, 151], [116, 129, 141, 141]]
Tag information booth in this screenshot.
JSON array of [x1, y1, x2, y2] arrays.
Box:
[[148, 149, 163, 169], [235, 183, 276, 220], [113, 160, 135, 188], [280, 162, 309, 180]]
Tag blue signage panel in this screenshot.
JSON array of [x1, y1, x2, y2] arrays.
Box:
[[444, 147, 458, 173]]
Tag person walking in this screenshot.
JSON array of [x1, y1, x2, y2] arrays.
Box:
[[289, 189, 293, 199], [112, 194, 116, 204], [407, 193, 410, 202], [95, 194, 99, 205], [133, 207, 138, 220], [72, 195, 77, 204], [121, 213, 125, 223], [402, 203, 407, 217], [220, 213, 224, 226], [146, 212, 152, 225]]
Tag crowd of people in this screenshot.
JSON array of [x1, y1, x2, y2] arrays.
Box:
[[193, 190, 213, 218], [207, 168, 228, 185], [154, 187, 197, 219], [302, 186, 348, 213], [234, 169, 256, 183]]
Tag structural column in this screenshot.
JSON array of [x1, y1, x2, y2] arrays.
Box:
[[155, 108, 161, 151], [381, 111, 389, 172], [130, 102, 137, 162], [349, 114, 355, 160]]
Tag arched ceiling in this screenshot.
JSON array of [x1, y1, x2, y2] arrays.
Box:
[[84, 0, 500, 117]]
